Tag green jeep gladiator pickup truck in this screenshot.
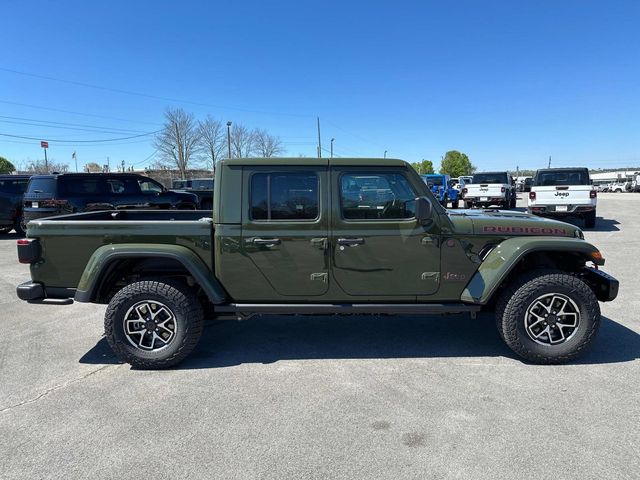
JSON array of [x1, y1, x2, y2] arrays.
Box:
[[16, 158, 618, 368]]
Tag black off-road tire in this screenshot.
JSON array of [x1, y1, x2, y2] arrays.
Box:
[[15, 215, 26, 236], [451, 199, 459, 209], [495, 270, 600, 364], [465, 201, 473, 209], [105, 279, 204, 369], [510, 195, 517, 208], [584, 210, 596, 229], [440, 194, 448, 207]]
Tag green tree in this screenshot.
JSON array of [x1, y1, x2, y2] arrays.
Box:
[[0, 156, 15, 174], [410, 159, 434, 174], [439, 150, 475, 177]]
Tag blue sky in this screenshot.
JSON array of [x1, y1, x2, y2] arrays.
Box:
[[1, 0, 639, 171]]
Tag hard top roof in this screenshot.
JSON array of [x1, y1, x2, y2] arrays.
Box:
[[220, 157, 410, 168]]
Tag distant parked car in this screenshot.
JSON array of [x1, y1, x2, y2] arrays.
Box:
[[23, 173, 199, 229], [171, 177, 214, 210], [0, 175, 30, 235], [420, 173, 460, 208]]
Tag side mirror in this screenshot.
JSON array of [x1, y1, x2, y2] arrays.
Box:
[[415, 196, 433, 224]]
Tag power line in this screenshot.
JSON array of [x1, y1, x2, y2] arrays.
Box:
[[0, 115, 147, 133], [0, 67, 313, 118], [0, 119, 149, 135], [0, 130, 160, 144], [0, 99, 162, 126]]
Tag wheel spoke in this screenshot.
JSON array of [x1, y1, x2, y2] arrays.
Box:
[[533, 300, 552, 313]]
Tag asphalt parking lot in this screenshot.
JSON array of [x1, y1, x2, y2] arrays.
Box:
[[1, 193, 638, 480]]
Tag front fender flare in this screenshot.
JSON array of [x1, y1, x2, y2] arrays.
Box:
[[460, 237, 602, 304], [75, 243, 227, 304]]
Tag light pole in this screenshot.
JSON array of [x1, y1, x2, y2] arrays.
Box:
[[384, 150, 387, 159], [330, 138, 335, 158], [226, 121, 232, 159]]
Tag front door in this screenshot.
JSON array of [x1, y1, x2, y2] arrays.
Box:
[[241, 166, 329, 297], [331, 167, 441, 297]]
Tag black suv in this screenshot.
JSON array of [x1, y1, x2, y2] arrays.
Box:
[[0, 175, 31, 235], [23, 173, 199, 227]]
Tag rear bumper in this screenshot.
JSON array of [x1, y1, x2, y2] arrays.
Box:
[[16, 281, 75, 302], [528, 205, 595, 216], [581, 268, 619, 302]]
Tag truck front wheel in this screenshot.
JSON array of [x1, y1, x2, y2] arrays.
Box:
[[495, 271, 600, 364], [105, 279, 204, 369]]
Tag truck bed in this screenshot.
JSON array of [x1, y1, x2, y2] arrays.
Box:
[[25, 210, 215, 292]]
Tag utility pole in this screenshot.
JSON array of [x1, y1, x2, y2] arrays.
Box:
[[226, 121, 232, 159], [548, 156, 551, 168], [316, 117, 322, 158], [330, 138, 335, 158], [107, 156, 110, 172], [384, 150, 387, 159], [121, 160, 125, 173]]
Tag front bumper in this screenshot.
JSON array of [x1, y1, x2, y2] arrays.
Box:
[[581, 268, 619, 302]]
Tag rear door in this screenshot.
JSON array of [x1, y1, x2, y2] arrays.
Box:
[[240, 166, 329, 296], [330, 167, 441, 297]]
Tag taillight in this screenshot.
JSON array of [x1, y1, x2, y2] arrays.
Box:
[[501, 186, 506, 193], [529, 191, 536, 200], [590, 190, 597, 199], [462, 188, 468, 195], [17, 238, 41, 264]]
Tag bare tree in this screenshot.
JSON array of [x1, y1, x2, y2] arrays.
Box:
[[229, 123, 256, 158], [197, 116, 226, 170], [27, 159, 69, 174], [253, 129, 285, 158], [154, 108, 201, 179]]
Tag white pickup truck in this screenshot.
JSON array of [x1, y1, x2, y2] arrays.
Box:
[[528, 167, 597, 228], [463, 171, 516, 209]]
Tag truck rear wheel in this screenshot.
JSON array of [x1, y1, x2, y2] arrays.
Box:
[[495, 271, 600, 364], [584, 210, 596, 228], [451, 199, 459, 209], [105, 279, 204, 369]]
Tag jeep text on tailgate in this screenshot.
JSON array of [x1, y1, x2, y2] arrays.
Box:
[[16, 158, 618, 368]]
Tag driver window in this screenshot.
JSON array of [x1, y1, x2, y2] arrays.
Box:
[[138, 179, 163, 194], [340, 172, 417, 220]]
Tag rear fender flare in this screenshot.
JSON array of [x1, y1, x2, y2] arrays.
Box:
[[461, 237, 602, 304], [75, 243, 226, 304]]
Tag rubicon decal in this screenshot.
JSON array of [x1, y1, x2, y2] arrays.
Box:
[[482, 226, 568, 235]]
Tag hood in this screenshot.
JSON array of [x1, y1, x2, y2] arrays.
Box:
[[448, 209, 582, 238]]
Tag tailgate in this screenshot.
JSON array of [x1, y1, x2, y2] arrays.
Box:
[[532, 185, 593, 205], [466, 184, 505, 198]]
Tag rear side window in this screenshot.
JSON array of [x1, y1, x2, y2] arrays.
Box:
[[340, 172, 417, 220], [470, 173, 508, 184], [26, 177, 57, 195], [534, 170, 590, 186], [0, 178, 29, 194], [250, 172, 319, 221], [59, 177, 105, 195]]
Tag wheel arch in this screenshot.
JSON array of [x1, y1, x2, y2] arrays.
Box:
[[75, 244, 227, 305], [461, 237, 604, 305]]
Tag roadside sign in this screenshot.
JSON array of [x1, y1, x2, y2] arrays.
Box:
[[41, 141, 49, 148]]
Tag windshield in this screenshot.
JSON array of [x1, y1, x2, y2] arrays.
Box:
[[534, 170, 590, 186], [26, 177, 57, 195], [470, 173, 508, 184]]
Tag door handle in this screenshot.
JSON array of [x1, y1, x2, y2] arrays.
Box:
[[253, 238, 282, 247], [337, 238, 365, 246]]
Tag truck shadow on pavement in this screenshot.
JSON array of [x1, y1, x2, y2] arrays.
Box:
[[80, 314, 639, 369]]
